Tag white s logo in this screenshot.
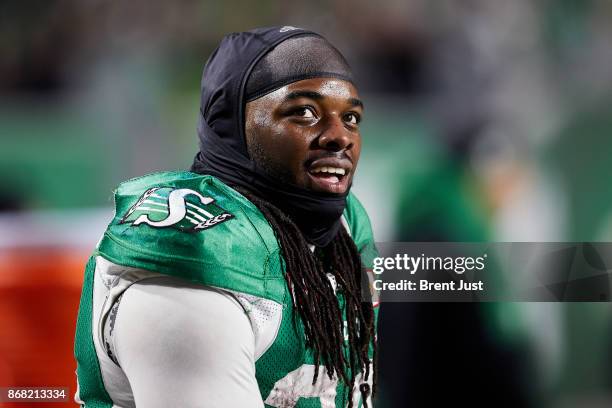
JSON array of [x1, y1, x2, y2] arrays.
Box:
[[133, 189, 213, 228]]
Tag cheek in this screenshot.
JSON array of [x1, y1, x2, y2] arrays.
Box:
[[252, 122, 310, 182], [268, 126, 309, 167], [352, 136, 363, 168]]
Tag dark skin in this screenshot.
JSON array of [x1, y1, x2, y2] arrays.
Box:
[[245, 78, 363, 195]]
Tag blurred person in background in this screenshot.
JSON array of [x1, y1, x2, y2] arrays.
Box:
[[74, 26, 379, 408]]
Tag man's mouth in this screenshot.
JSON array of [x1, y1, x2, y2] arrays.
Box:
[[306, 159, 352, 194]]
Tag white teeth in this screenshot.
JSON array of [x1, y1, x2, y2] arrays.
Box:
[[311, 167, 346, 176]]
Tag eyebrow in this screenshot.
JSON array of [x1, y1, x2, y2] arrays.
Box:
[[348, 97, 364, 109], [284, 91, 364, 109]]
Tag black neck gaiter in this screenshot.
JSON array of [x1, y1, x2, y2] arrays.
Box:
[[190, 26, 355, 247]]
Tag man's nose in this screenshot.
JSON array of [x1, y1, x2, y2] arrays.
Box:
[[317, 115, 353, 151]]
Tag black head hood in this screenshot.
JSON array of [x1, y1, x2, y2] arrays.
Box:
[[190, 26, 355, 247]]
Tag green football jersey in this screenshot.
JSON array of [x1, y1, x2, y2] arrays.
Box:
[[74, 171, 378, 408]]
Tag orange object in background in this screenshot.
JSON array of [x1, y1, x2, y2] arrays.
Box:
[[0, 247, 88, 407]]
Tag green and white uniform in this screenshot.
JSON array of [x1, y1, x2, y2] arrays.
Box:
[[74, 171, 378, 408]]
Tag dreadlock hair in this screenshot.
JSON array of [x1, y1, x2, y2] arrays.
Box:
[[234, 187, 377, 408]]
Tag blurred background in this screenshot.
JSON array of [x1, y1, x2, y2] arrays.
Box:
[[1, 0, 612, 406]]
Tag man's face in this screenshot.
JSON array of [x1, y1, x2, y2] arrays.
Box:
[[245, 78, 363, 195]]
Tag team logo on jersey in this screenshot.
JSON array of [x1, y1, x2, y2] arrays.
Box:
[[120, 187, 233, 232]]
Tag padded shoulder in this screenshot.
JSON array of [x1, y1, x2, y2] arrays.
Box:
[[96, 171, 287, 304], [344, 193, 378, 269]]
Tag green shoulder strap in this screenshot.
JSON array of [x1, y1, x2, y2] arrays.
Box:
[[344, 192, 379, 269]]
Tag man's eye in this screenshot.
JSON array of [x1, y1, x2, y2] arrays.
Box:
[[293, 107, 315, 118], [344, 112, 360, 125]]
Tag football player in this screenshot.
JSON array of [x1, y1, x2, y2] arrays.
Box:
[[74, 26, 378, 408]]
